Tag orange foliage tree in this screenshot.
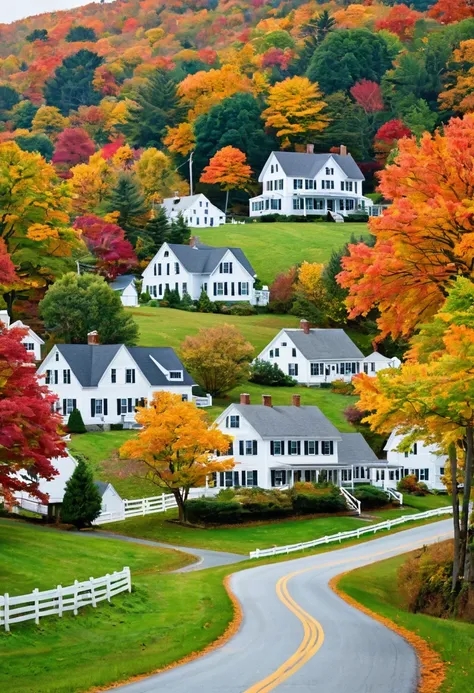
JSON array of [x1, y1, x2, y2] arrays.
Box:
[[338, 114, 474, 340], [429, 0, 474, 24], [200, 145, 252, 212], [262, 76, 329, 149], [439, 40, 474, 114], [163, 122, 195, 157], [120, 392, 234, 522], [375, 4, 422, 42], [178, 65, 252, 120]]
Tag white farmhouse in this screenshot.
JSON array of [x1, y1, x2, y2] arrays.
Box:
[[162, 194, 225, 228], [383, 430, 447, 492], [249, 146, 373, 219], [361, 351, 402, 375], [0, 309, 44, 361], [142, 239, 268, 306], [15, 449, 77, 518], [109, 274, 139, 307], [37, 332, 195, 427], [215, 393, 380, 489]]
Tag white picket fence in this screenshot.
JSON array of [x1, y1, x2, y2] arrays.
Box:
[[0, 567, 131, 631], [249, 505, 453, 559]]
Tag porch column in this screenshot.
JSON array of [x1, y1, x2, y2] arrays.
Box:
[[351, 466, 354, 490]]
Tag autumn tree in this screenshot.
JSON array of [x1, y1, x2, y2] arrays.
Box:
[[163, 122, 195, 157], [0, 142, 80, 316], [73, 215, 137, 279], [291, 262, 330, 326], [350, 80, 384, 114], [262, 76, 329, 149], [180, 325, 254, 396], [69, 151, 114, 214], [40, 273, 139, 345], [0, 323, 66, 504], [32, 105, 69, 139], [269, 266, 298, 313], [177, 65, 252, 121], [200, 146, 252, 212], [439, 40, 474, 114], [339, 114, 474, 340], [375, 5, 423, 43], [354, 277, 474, 595], [119, 392, 233, 522], [52, 127, 96, 178], [134, 148, 188, 203], [373, 119, 411, 163], [45, 50, 103, 115], [429, 0, 474, 24]]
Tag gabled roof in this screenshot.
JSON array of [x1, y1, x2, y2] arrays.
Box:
[[231, 404, 341, 439], [55, 345, 195, 387], [94, 480, 110, 497], [284, 329, 364, 361], [10, 319, 45, 344], [338, 433, 379, 465], [270, 152, 365, 181], [167, 243, 256, 277], [109, 274, 136, 292], [162, 194, 224, 215], [362, 351, 392, 363]]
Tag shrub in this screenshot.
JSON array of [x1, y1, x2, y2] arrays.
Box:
[[249, 359, 296, 386], [398, 474, 430, 496], [197, 288, 215, 313], [229, 302, 256, 316], [148, 299, 159, 307], [398, 541, 454, 617], [347, 213, 369, 222], [67, 408, 86, 433], [110, 423, 124, 431], [292, 490, 346, 514], [185, 498, 243, 524], [180, 292, 194, 311], [353, 484, 389, 509], [331, 379, 355, 395], [140, 291, 151, 304]]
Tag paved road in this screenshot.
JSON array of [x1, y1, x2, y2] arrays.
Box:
[[88, 530, 247, 572], [112, 519, 453, 693]]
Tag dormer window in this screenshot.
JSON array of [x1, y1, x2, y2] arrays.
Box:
[[169, 371, 182, 380], [164, 251, 169, 257]]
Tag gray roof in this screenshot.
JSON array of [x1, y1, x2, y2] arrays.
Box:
[[233, 404, 341, 440], [94, 480, 109, 497], [162, 194, 224, 215], [167, 243, 255, 277], [272, 151, 365, 181], [285, 329, 364, 360], [109, 274, 136, 292], [362, 351, 391, 363], [56, 345, 194, 387], [338, 433, 379, 465]]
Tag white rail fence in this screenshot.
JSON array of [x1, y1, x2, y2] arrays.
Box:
[[339, 487, 361, 515], [0, 567, 131, 631], [249, 506, 453, 559]]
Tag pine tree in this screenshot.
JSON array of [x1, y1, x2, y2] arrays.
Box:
[[181, 291, 194, 311], [143, 206, 170, 254], [67, 408, 86, 433], [123, 70, 185, 148], [105, 173, 148, 245], [44, 50, 103, 115], [198, 287, 214, 313], [61, 455, 102, 529], [168, 288, 181, 308], [169, 213, 191, 244]]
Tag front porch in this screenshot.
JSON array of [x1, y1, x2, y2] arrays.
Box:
[[270, 465, 354, 489]]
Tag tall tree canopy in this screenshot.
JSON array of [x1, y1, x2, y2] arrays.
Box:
[[45, 50, 103, 115], [73, 215, 137, 279], [104, 172, 148, 244], [200, 145, 252, 212]]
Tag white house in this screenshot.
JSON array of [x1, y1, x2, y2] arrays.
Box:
[[162, 194, 225, 228], [37, 332, 195, 427], [214, 392, 381, 490], [142, 239, 269, 306], [14, 449, 77, 518], [0, 309, 44, 361], [109, 274, 138, 307], [383, 430, 447, 492], [249, 146, 373, 219], [93, 481, 124, 521], [258, 321, 400, 385]]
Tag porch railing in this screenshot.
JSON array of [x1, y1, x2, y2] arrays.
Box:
[[339, 487, 361, 515]]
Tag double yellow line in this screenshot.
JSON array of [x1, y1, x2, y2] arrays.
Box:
[[244, 532, 451, 693]]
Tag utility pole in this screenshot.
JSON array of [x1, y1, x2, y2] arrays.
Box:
[[189, 150, 194, 196]]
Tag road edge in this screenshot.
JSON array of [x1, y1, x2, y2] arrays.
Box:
[[328, 571, 445, 693], [90, 574, 243, 692]]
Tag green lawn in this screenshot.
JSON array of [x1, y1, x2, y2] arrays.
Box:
[[371, 493, 452, 520], [338, 547, 474, 693], [198, 222, 369, 284], [0, 520, 235, 693]]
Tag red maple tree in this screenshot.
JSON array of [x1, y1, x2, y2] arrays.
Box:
[[0, 324, 66, 503], [350, 80, 384, 113], [0, 239, 17, 286], [52, 127, 96, 178], [74, 214, 137, 279]]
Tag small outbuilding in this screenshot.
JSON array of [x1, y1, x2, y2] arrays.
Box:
[[109, 274, 139, 307]]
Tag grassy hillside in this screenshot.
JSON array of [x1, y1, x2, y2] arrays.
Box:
[[198, 222, 369, 284]]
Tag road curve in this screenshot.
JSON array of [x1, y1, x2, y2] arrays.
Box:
[[112, 519, 453, 693]]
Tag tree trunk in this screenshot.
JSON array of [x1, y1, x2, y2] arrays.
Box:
[[461, 426, 473, 582], [3, 290, 15, 320], [173, 489, 187, 523], [224, 189, 229, 214], [449, 444, 462, 591]]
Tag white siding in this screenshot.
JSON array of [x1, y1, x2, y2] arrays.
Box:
[[385, 432, 447, 492]]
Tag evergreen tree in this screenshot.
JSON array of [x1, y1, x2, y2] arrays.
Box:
[[0, 86, 20, 119], [105, 173, 148, 245], [67, 408, 86, 433], [143, 206, 170, 254], [162, 286, 172, 305], [180, 290, 194, 311], [15, 133, 54, 161], [197, 287, 214, 313], [26, 28, 48, 42], [11, 100, 38, 129], [169, 213, 191, 244], [60, 455, 102, 529], [66, 26, 97, 43], [44, 49, 103, 115], [168, 288, 181, 308], [123, 70, 185, 148]]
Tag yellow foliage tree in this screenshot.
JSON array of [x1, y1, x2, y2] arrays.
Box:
[[163, 122, 195, 156], [112, 144, 136, 170], [70, 152, 114, 215], [135, 147, 189, 202], [120, 392, 234, 522], [262, 76, 329, 148], [32, 105, 69, 139], [439, 40, 474, 114], [178, 65, 253, 120], [295, 262, 326, 304]]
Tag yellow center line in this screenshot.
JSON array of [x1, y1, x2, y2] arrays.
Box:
[[244, 532, 451, 693]]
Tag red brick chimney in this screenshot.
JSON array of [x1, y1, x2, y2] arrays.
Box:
[[87, 330, 100, 345], [306, 143, 314, 154], [262, 394, 272, 407], [300, 319, 310, 335], [340, 144, 348, 156], [240, 393, 250, 405], [292, 394, 301, 407]]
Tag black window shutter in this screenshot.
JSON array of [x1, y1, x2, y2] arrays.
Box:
[[288, 441, 292, 455], [271, 470, 276, 487], [219, 472, 224, 486], [213, 283, 217, 296], [297, 441, 301, 455], [72, 399, 77, 410], [219, 263, 222, 273], [128, 398, 133, 412], [281, 441, 285, 455], [282, 471, 287, 484], [231, 283, 235, 296], [62, 399, 66, 415], [295, 364, 299, 376], [91, 399, 96, 418], [238, 282, 241, 295], [304, 441, 308, 455], [253, 471, 258, 486], [135, 398, 139, 407], [224, 282, 228, 295], [270, 441, 274, 456], [226, 416, 229, 427], [252, 440, 257, 455], [233, 471, 239, 486], [104, 399, 108, 416], [228, 441, 233, 455], [117, 399, 121, 415], [229, 262, 233, 274], [330, 441, 334, 455], [315, 441, 319, 455], [241, 471, 246, 486], [239, 440, 244, 455]]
